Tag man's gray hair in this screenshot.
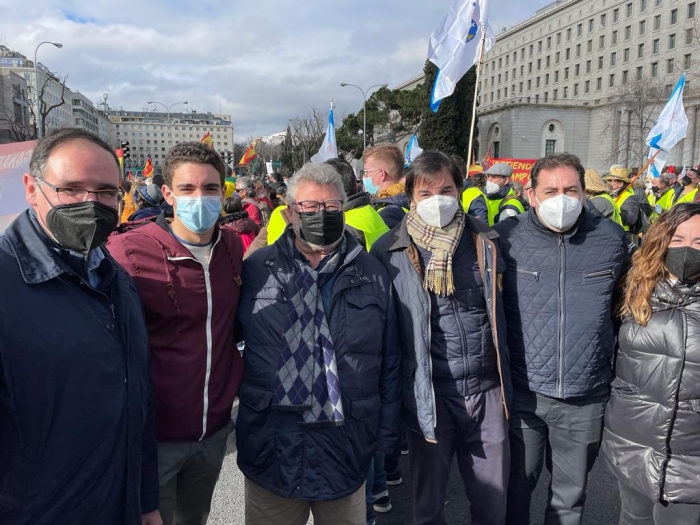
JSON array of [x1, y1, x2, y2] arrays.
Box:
[[287, 163, 347, 204], [659, 174, 671, 186], [236, 176, 256, 194]]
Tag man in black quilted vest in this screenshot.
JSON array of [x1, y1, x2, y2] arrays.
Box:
[[494, 153, 630, 525]]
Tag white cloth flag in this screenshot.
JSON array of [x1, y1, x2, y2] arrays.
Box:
[[428, 0, 495, 110], [404, 135, 424, 167], [311, 105, 338, 164], [646, 74, 688, 153]]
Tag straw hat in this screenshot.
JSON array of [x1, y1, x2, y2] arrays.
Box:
[[584, 169, 609, 193], [603, 166, 631, 183]]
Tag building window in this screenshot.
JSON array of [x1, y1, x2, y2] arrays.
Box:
[[585, 80, 591, 93], [654, 14, 662, 30], [537, 59, 542, 70], [641, 0, 648, 10], [625, 25, 632, 40], [547, 36, 552, 49], [529, 44, 534, 56], [598, 56, 604, 69], [519, 82, 524, 93], [684, 53, 692, 69], [537, 76, 541, 87], [557, 32, 562, 45], [611, 51, 617, 65], [567, 28, 572, 41], [610, 73, 616, 87], [493, 142, 500, 158], [655, 0, 662, 5], [577, 23, 583, 36], [670, 8, 678, 24], [521, 48, 525, 60], [528, 79, 532, 89], [529, 62, 533, 73], [636, 66, 644, 79], [612, 30, 619, 44], [622, 70, 629, 83], [554, 89, 558, 101], [596, 77, 603, 90], [564, 67, 570, 79], [587, 39, 593, 52], [546, 55, 551, 67], [589, 18, 594, 31], [544, 92, 549, 102], [545, 73, 550, 85], [556, 51, 560, 64], [538, 41, 543, 52], [521, 65, 525, 75], [626, 2, 633, 17], [638, 43, 645, 57], [601, 13, 607, 27], [652, 38, 660, 53], [667, 57, 675, 72], [639, 20, 646, 35], [575, 63, 581, 75], [587, 59, 592, 72], [624, 48, 630, 61], [574, 83, 579, 96], [651, 61, 659, 77], [689, 2, 696, 18], [563, 86, 569, 98], [686, 28, 694, 44], [546, 140, 556, 155], [555, 70, 560, 82], [669, 33, 676, 48], [599, 35, 606, 48], [574, 45, 580, 58]]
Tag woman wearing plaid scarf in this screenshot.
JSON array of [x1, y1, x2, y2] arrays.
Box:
[[371, 151, 513, 525]]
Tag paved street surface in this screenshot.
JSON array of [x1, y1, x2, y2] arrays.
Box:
[[209, 413, 621, 525]]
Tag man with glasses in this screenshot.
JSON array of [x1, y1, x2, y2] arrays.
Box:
[[236, 163, 401, 525], [0, 128, 160, 524], [363, 145, 409, 229], [484, 163, 525, 225]]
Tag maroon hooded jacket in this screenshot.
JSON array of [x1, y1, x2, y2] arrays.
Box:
[[107, 215, 244, 442]]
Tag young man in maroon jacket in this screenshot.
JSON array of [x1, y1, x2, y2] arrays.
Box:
[[108, 142, 244, 525]]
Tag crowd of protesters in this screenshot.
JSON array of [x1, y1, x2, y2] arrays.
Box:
[[0, 128, 698, 525]]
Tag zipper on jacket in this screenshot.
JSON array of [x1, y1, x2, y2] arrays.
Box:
[[516, 268, 541, 281], [583, 268, 614, 279], [452, 297, 469, 397], [168, 232, 222, 441], [557, 235, 566, 399]]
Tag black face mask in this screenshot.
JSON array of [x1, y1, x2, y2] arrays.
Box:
[[651, 186, 660, 194], [298, 210, 344, 246], [45, 201, 119, 253], [665, 246, 700, 284]]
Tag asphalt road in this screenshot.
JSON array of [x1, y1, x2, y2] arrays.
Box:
[[208, 412, 621, 525]]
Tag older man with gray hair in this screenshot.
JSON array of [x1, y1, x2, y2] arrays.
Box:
[[235, 163, 402, 525]]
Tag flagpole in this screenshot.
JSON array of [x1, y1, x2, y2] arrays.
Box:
[[466, 31, 487, 167]]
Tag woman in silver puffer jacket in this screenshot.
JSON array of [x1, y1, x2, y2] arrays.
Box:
[[600, 203, 700, 525]]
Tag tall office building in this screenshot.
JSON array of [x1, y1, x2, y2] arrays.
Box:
[[477, 0, 700, 168]]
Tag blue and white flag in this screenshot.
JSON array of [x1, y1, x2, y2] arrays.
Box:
[[646, 74, 688, 153], [311, 102, 338, 163], [428, 0, 495, 112], [404, 134, 424, 167]]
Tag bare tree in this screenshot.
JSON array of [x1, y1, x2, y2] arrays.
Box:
[[34, 72, 68, 138], [288, 108, 326, 169], [602, 78, 667, 168]]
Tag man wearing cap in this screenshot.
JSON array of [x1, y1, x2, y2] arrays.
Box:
[[604, 166, 641, 241], [484, 163, 525, 225], [129, 183, 166, 221], [584, 169, 622, 225]]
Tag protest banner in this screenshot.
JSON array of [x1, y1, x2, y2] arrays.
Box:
[[0, 140, 36, 234], [492, 158, 537, 186]]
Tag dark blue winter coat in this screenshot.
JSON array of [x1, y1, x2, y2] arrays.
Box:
[[494, 208, 629, 399], [374, 194, 409, 229], [235, 231, 401, 500], [0, 211, 158, 525]]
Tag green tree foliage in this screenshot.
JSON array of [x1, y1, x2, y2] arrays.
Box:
[[419, 60, 478, 162]]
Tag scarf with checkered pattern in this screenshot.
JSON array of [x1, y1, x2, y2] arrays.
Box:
[[405, 207, 465, 297], [272, 233, 346, 426]]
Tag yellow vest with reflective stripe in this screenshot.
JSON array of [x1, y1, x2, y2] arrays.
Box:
[[461, 187, 486, 214], [674, 188, 698, 205], [266, 206, 288, 245], [655, 187, 676, 214], [614, 188, 635, 231], [345, 205, 390, 250], [590, 193, 623, 226], [486, 188, 525, 226]]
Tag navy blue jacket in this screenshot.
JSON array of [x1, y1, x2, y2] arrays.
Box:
[[236, 231, 401, 500], [494, 208, 629, 399], [0, 211, 158, 524], [374, 194, 409, 229]]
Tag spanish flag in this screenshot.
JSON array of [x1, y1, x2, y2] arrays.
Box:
[[239, 145, 258, 166], [143, 158, 154, 178], [200, 131, 214, 148]]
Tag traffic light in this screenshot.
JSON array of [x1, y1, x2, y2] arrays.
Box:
[[227, 151, 233, 165], [121, 141, 131, 159]]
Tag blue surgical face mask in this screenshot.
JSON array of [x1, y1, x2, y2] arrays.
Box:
[[175, 196, 222, 234], [362, 176, 379, 196]]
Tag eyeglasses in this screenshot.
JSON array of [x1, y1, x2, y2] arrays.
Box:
[[291, 199, 343, 214], [360, 168, 382, 177], [36, 177, 122, 205]]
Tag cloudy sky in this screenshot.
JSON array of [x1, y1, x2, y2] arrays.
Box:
[[1, 0, 553, 139]]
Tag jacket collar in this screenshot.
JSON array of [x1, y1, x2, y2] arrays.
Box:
[[386, 211, 499, 252], [274, 228, 364, 268], [344, 192, 372, 212], [4, 209, 112, 285]]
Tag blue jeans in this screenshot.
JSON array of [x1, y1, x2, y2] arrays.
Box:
[[365, 452, 388, 524]]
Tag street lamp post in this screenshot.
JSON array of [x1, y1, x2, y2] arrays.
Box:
[[340, 82, 388, 156], [146, 100, 188, 153], [34, 41, 63, 138]]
